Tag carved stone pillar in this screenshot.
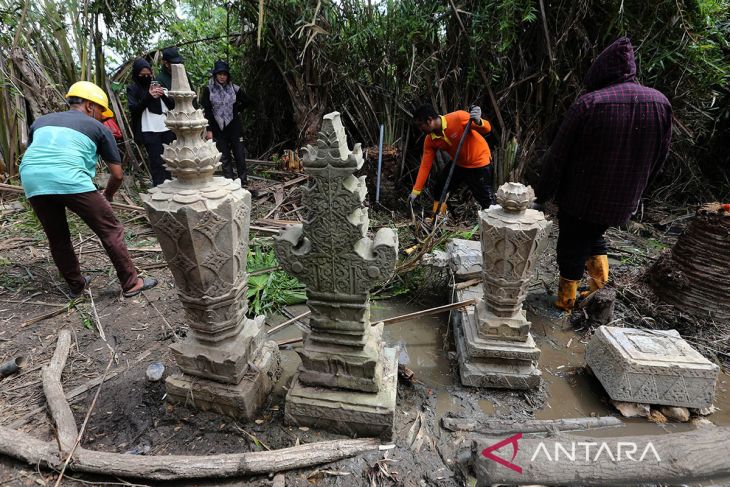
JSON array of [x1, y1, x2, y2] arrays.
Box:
[[275, 112, 398, 439], [141, 64, 280, 418], [455, 182, 551, 389]]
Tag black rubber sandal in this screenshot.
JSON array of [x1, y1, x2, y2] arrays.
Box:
[[69, 276, 92, 299], [123, 277, 158, 298]]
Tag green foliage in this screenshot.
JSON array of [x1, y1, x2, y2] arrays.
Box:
[[246, 244, 306, 317]]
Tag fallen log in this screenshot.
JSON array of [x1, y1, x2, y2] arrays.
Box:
[[41, 329, 78, 457], [0, 426, 379, 480], [442, 416, 623, 435], [472, 428, 730, 486]]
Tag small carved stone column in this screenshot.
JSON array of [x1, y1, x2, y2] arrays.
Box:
[[455, 182, 551, 389], [275, 112, 399, 439], [141, 64, 280, 418]]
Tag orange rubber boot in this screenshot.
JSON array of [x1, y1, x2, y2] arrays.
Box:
[[580, 255, 609, 298], [555, 277, 579, 311]]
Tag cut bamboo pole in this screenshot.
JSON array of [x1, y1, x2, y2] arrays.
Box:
[[277, 299, 476, 347]]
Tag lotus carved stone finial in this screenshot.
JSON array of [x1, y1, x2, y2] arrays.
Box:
[[496, 182, 535, 212]]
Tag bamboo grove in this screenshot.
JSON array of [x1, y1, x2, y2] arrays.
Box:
[[1, 0, 728, 201]]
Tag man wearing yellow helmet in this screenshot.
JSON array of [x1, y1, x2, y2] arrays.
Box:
[[19, 81, 158, 299]]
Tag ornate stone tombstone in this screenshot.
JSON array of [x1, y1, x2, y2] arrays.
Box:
[[275, 112, 398, 439], [455, 182, 551, 389], [141, 64, 280, 418]]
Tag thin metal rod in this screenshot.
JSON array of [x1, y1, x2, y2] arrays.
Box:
[[375, 123, 384, 203]]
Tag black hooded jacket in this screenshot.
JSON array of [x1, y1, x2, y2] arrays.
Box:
[[535, 37, 672, 226], [126, 58, 175, 143]]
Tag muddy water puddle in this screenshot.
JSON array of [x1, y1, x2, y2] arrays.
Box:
[[267, 298, 730, 432]]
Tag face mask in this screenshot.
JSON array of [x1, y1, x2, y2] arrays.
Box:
[[139, 75, 152, 87]]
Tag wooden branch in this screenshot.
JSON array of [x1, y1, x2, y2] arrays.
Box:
[[41, 329, 78, 457], [442, 416, 623, 435], [8, 350, 151, 430], [473, 428, 730, 485], [0, 426, 378, 480], [377, 299, 476, 326], [278, 300, 476, 347], [267, 311, 311, 336], [20, 300, 82, 328]]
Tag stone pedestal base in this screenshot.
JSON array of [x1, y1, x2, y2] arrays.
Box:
[[297, 323, 385, 392], [166, 340, 281, 419], [453, 289, 541, 390], [284, 347, 398, 440], [170, 317, 265, 384]]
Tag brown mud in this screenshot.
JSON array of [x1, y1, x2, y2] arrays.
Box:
[[0, 191, 728, 486]]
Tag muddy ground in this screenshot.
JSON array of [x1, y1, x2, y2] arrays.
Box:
[[0, 171, 728, 487]]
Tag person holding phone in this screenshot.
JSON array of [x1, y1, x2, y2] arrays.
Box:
[[126, 58, 176, 187]]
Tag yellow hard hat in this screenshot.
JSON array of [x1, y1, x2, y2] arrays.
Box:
[[66, 81, 114, 118]]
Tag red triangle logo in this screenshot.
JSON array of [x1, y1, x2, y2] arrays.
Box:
[[481, 432, 523, 473]]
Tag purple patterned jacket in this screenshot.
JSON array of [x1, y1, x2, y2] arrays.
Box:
[[535, 37, 672, 226]]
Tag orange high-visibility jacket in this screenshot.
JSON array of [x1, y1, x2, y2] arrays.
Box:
[[412, 110, 492, 194]]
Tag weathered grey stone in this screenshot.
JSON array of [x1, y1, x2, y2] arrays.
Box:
[[275, 112, 398, 437], [166, 341, 281, 419], [453, 289, 541, 390], [142, 64, 279, 419], [285, 347, 398, 440], [453, 183, 551, 389], [586, 326, 720, 408], [446, 239, 482, 280]]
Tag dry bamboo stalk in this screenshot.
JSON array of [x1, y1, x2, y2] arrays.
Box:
[[267, 311, 311, 336], [277, 299, 476, 347]]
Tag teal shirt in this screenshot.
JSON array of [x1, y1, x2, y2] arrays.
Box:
[[20, 110, 120, 198]]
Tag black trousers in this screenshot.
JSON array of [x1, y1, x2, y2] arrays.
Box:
[[142, 130, 176, 187], [214, 125, 247, 184], [433, 164, 495, 209], [556, 212, 609, 280]]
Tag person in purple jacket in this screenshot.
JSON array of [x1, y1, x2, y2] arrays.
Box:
[[535, 37, 672, 311]]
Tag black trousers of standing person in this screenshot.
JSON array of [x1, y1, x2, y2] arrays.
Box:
[[214, 123, 247, 185], [142, 130, 176, 187], [556, 211, 609, 280], [433, 163, 495, 209]]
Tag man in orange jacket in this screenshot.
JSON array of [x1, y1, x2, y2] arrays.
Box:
[[409, 104, 495, 214]]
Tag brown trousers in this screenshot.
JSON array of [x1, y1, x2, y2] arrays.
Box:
[[29, 191, 138, 293]]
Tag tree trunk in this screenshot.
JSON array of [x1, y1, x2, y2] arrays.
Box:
[[472, 428, 730, 486], [0, 427, 379, 481]]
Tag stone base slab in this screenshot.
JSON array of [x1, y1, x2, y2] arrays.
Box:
[[170, 317, 265, 384], [455, 309, 540, 389], [586, 326, 719, 408], [474, 299, 530, 342], [166, 340, 281, 419], [297, 323, 385, 392], [463, 306, 540, 361], [284, 346, 398, 440]]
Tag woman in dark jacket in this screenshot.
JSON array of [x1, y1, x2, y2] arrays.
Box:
[[200, 60, 252, 185], [126, 58, 176, 187]]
